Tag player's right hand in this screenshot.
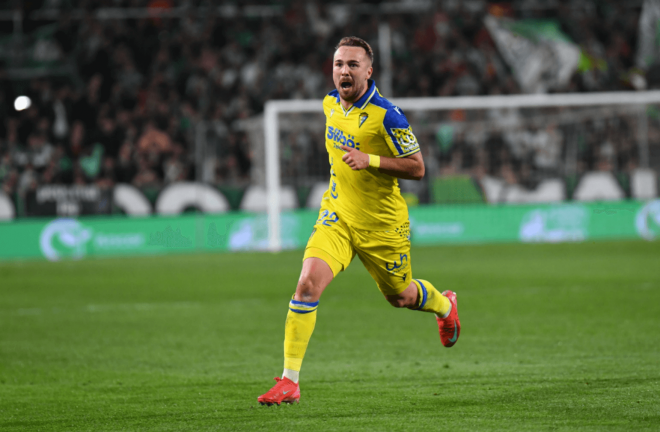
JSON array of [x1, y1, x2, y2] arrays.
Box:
[[340, 145, 369, 170]]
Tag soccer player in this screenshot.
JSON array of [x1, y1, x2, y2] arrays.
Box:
[[258, 36, 461, 406]]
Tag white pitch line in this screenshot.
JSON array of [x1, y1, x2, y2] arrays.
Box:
[[7, 302, 202, 316]]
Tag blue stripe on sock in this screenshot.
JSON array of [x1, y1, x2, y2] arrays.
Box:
[[289, 308, 317, 314], [414, 279, 428, 310], [290, 299, 320, 307]]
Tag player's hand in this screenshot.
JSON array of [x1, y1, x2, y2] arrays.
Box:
[[340, 145, 369, 170]]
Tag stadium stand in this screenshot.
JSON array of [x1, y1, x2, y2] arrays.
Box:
[[0, 0, 656, 217]]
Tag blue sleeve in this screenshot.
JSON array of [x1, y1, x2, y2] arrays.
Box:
[[382, 106, 420, 157]]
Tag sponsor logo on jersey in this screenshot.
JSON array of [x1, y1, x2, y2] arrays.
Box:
[[329, 108, 335, 118], [385, 253, 409, 273], [329, 158, 338, 199], [390, 127, 419, 151], [327, 126, 360, 150]]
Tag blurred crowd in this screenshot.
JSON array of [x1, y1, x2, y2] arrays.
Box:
[[432, 110, 642, 186], [0, 0, 648, 204]]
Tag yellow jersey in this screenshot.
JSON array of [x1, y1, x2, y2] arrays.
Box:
[[320, 80, 420, 231]]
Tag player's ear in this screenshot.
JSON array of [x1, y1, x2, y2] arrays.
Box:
[[366, 66, 373, 79]]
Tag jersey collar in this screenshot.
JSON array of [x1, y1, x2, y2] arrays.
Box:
[[354, 79, 377, 110], [334, 79, 378, 111]]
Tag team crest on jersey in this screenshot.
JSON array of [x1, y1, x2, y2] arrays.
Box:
[[359, 112, 368, 128], [329, 109, 335, 118]]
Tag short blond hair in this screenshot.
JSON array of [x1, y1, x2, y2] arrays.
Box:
[[335, 36, 374, 63]]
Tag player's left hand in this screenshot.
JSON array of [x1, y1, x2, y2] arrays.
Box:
[[340, 145, 369, 170]]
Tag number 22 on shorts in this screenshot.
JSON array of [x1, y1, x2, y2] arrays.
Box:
[[317, 210, 339, 226]]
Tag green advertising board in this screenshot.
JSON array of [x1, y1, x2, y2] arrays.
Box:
[[409, 201, 655, 244], [0, 200, 657, 261]]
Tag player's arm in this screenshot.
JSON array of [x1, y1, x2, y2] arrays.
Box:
[[378, 151, 424, 180], [340, 146, 425, 180]]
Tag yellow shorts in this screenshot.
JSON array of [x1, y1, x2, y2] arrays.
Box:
[[303, 205, 412, 296]]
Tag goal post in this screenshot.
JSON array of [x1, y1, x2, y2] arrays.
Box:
[[264, 100, 323, 252], [264, 91, 660, 252]]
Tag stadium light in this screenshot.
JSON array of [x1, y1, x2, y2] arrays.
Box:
[[14, 95, 32, 111]]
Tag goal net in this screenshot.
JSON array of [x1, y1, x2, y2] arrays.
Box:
[[260, 92, 660, 251]]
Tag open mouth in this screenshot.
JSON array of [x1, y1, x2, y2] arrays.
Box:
[[340, 81, 353, 90]]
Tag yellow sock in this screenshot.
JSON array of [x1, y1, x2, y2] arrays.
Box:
[[412, 279, 451, 317], [283, 298, 318, 372]]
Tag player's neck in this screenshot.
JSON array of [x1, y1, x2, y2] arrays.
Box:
[[339, 99, 353, 110]]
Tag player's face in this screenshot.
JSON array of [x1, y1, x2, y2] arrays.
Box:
[[333, 46, 373, 104]]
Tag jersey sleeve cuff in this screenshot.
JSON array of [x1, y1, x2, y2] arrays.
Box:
[[395, 148, 421, 158]]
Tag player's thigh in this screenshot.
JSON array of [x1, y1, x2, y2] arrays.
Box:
[[355, 225, 412, 297], [303, 207, 356, 278]]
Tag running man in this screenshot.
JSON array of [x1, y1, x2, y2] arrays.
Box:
[[258, 36, 461, 406]]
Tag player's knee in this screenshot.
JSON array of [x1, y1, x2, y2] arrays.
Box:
[[295, 275, 322, 302]]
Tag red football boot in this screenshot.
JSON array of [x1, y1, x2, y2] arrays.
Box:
[[258, 377, 300, 406], [436, 290, 460, 347]]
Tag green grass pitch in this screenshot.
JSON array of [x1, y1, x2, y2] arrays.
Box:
[[1, 240, 659, 431]]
